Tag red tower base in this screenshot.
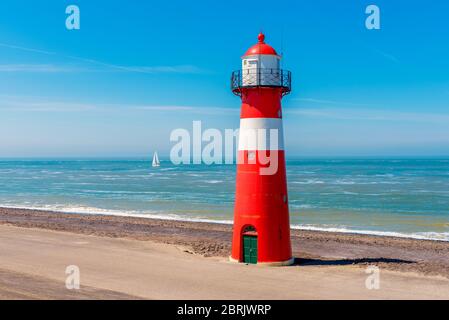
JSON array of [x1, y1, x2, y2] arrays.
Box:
[[230, 150, 293, 266]]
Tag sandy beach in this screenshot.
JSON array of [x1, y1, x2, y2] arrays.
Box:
[[1, 207, 449, 299]]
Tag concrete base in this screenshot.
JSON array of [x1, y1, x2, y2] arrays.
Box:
[[229, 256, 295, 267]]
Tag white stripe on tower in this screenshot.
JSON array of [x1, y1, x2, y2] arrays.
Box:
[[238, 118, 284, 151]]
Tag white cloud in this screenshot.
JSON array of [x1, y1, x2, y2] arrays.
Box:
[[0, 64, 86, 73], [0, 62, 206, 74], [294, 97, 370, 107], [373, 49, 400, 63], [0, 96, 97, 111], [286, 107, 449, 123], [0, 41, 206, 74], [65, 55, 207, 74], [0, 95, 232, 113], [134, 106, 195, 111], [0, 42, 55, 55], [121, 65, 206, 74]]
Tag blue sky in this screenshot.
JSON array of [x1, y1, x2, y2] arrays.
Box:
[[0, 0, 448, 157]]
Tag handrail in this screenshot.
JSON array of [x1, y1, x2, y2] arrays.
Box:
[[231, 68, 291, 96]]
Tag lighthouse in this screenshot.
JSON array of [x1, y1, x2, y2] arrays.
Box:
[[230, 33, 293, 266]]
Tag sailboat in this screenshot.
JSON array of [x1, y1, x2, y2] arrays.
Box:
[[152, 151, 160, 167]]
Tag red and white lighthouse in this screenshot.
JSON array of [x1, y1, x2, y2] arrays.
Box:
[[230, 33, 293, 266]]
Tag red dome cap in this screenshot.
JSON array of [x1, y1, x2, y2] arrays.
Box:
[[243, 32, 278, 56]]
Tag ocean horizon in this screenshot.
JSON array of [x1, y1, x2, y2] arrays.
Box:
[[1, 157, 448, 241]]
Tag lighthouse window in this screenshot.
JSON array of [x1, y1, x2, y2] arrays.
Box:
[[248, 151, 256, 162], [243, 225, 256, 233]]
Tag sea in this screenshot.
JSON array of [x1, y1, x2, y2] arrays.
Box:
[[0, 158, 448, 241]]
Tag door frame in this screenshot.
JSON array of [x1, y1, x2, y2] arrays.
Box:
[[242, 225, 258, 264]]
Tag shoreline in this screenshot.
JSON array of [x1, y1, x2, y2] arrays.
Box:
[[1, 206, 449, 279], [1, 204, 447, 242]]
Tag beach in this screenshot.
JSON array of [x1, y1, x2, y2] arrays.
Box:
[[1, 207, 449, 299]]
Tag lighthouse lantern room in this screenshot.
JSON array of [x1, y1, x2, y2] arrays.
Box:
[[241, 33, 282, 87], [230, 33, 293, 266]]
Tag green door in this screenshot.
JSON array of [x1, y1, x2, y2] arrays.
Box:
[[243, 235, 257, 264]]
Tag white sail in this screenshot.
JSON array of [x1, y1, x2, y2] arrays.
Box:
[[152, 151, 160, 167]]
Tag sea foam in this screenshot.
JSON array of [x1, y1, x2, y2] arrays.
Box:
[[1, 203, 448, 242]]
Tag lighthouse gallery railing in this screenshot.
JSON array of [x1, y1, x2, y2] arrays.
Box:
[[231, 68, 291, 96]]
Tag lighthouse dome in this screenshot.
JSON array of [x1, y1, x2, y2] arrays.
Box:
[[231, 33, 291, 96], [243, 33, 278, 56]]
